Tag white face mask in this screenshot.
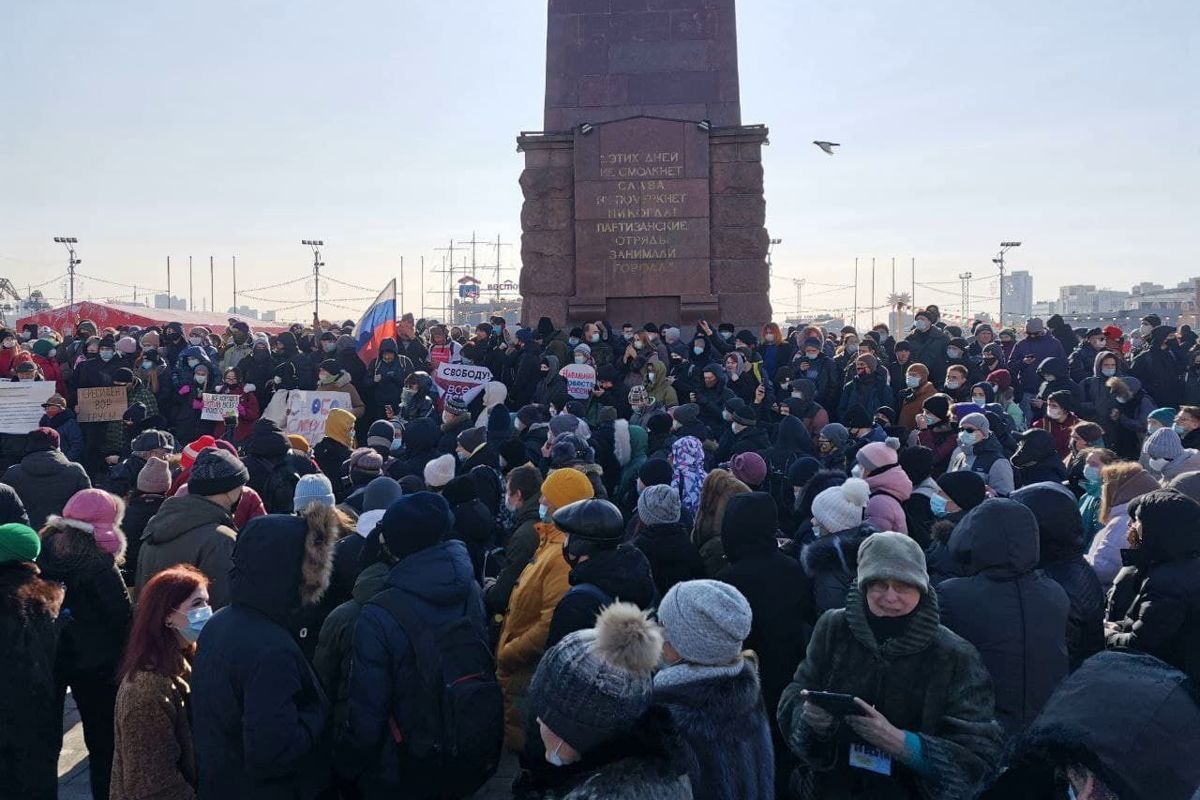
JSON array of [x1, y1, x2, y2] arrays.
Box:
[[945, 379, 961, 390], [1149, 456, 1169, 471], [764, 333, 775, 343], [905, 375, 920, 388], [189, 336, 202, 346], [1047, 406, 1063, 420], [972, 394, 987, 405]]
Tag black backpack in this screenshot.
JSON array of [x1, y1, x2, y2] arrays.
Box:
[[764, 451, 798, 520], [368, 588, 503, 798], [261, 459, 300, 514]]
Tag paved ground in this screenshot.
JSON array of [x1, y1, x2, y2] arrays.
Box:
[[58, 692, 519, 799]]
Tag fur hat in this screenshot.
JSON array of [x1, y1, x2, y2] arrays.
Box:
[[188, 448, 249, 496], [811, 477, 869, 533], [423, 453, 457, 489], [51, 489, 126, 561], [856, 531, 930, 594], [136, 456, 172, 495], [529, 603, 663, 755], [657, 579, 752, 666]]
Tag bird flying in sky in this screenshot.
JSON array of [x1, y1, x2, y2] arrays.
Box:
[[813, 141, 840, 155]]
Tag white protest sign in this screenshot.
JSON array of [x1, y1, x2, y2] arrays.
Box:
[[201, 393, 242, 422], [561, 363, 597, 400], [283, 390, 351, 445], [433, 362, 492, 409], [0, 381, 58, 434]]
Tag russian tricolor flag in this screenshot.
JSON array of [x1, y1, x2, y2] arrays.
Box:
[[355, 279, 397, 365]]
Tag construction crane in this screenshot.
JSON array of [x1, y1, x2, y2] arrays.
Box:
[[0, 279, 23, 328]]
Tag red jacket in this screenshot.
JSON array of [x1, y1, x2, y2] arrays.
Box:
[[1032, 412, 1079, 460], [32, 355, 67, 396], [210, 384, 261, 443]]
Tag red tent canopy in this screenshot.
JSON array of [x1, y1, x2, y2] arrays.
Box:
[[16, 301, 290, 336]]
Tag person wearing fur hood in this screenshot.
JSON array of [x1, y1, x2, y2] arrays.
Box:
[[0, 522, 67, 800], [801, 478, 878, 614], [192, 509, 338, 799], [654, 580, 775, 800], [516, 602, 692, 799], [37, 488, 133, 800]]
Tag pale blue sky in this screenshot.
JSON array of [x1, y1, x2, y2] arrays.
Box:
[[2, 1, 1196, 323]]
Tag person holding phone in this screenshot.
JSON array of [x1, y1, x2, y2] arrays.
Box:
[[777, 531, 1003, 798]]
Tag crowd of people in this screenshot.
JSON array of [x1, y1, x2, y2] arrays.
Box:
[[1, 305, 1198, 800]]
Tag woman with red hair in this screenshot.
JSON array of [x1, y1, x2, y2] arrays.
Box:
[[111, 565, 210, 800]]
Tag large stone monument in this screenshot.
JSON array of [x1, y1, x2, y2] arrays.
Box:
[[517, 0, 771, 327]]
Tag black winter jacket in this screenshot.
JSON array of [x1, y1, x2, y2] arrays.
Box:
[[938, 499, 1070, 735], [800, 523, 876, 615], [386, 416, 440, 480], [2, 449, 91, 529], [632, 520, 706, 599], [544, 545, 656, 651]]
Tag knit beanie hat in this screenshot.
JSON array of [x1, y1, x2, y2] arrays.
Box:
[[645, 412, 672, 435], [0, 523, 41, 563], [497, 439, 529, 469], [530, 603, 662, 755], [136, 456, 172, 495], [787, 456, 821, 490], [898, 446, 934, 486], [25, 427, 60, 454], [188, 448, 249, 496], [936, 470, 987, 512], [1146, 427, 1184, 460], [986, 369, 1013, 392], [856, 440, 900, 475], [819, 423, 850, 449], [638, 457, 673, 487], [348, 447, 384, 476], [959, 412, 991, 435], [541, 467, 595, 510], [549, 413, 581, 437], [731, 402, 758, 427], [116, 336, 138, 355], [730, 452, 768, 487], [423, 453, 457, 489], [294, 474, 336, 513], [363, 476, 404, 513], [1149, 408, 1177, 428], [856, 531, 930, 594], [671, 403, 700, 426], [1047, 389, 1074, 413], [657, 579, 752, 666], [637, 483, 681, 526], [486, 405, 514, 444], [922, 394, 952, 421], [366, 419, 395, 450], [287, 434, 311, 453], [31, 339, 54, 357], [444, 394, 470, 416], [456, 426, 486, 456], [181, 435, 217, 470], [57, 489, 126, 558], [811, 477, 869, 533], [380, 492, 454, 561]]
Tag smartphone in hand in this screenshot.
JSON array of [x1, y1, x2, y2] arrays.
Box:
[[801, 691, 868, 717]]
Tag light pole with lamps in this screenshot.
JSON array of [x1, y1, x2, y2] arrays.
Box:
[[53, 237, 80, 305], [302, 240, 325, 321], [994, 241, 1021, 326]]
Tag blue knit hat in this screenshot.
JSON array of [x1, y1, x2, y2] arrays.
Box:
[[294, 474, 335, 513]]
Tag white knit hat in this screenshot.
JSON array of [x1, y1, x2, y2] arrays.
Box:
[[423, 453, 457, 489], [811, 477, 869, 533]]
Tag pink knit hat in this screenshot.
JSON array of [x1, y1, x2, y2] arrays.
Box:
[[54, 489, 126, 558]]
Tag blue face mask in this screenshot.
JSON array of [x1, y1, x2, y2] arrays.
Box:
[[390, 438, 403, 452], [693, 346, 704, 356], [1174, 424, 1189, 436], [929, 493, 949, 517], [538, 503, 549, 522], [958, 430, 978, 448], [99, 350, 115, 362], [176, 605, 212, 643], [1082, 465, 1102, 483]]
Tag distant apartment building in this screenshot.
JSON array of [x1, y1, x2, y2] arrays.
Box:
[[1001, 270, 1033, 325], [153, 293, 187, 311]]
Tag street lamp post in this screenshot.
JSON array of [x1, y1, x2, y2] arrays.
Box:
[[996, 241, 1022, 326], [302, 240, 325, 321], [53, 237, 80, 305]]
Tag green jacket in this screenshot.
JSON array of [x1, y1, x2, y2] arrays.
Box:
[[778, 586, 1002, 800]]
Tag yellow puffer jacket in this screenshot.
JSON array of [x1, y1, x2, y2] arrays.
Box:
[[495, 521, 570, 750]]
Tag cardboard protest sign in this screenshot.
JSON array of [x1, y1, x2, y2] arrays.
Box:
[[433, 363, 492, 410], [201, 393, 241, 422], [76, 386, 128, 423], [561, 363, 597, 400], [0, 381, 58, 434], [283, 390, 351, 445]]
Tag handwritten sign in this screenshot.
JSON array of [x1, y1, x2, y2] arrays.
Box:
[[201, 393, 241, 422], [0, 381, 58, 434], [433, 362, 492, 410], [561, 363, 597, 400], [283, 390, 350, 445], [76, 386, 128, 423]]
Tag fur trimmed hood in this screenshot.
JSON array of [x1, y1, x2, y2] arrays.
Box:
[[229, 506, 338, 619], [800, 522, 875, 577], [613, 418, 632, 467], [654, 657, 764, 731], [0, 560, 65, 620]]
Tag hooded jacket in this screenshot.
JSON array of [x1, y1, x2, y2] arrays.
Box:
[[863, 464, 912, 534], [532, 354, 570, 410], [692, 366, 736, 439], [938, 499, 1071, 735], [192, 513, 336, 800], [344, 540, 486, 794], [1009, 333, 1066, 396], [1010, 483, 1105, 670], [386, 416, 439, 480], [2, 449, 91, 529], [633, 520, 706, 600], [1105, 492, 1200, 683], [904, 322, 952, 385], [136, 492, 239, 609], [544, 544, 656, 651], [800, 522, 876, 615], [1130, 326, 1185, 408], [1011, 428, 1069, 487]]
